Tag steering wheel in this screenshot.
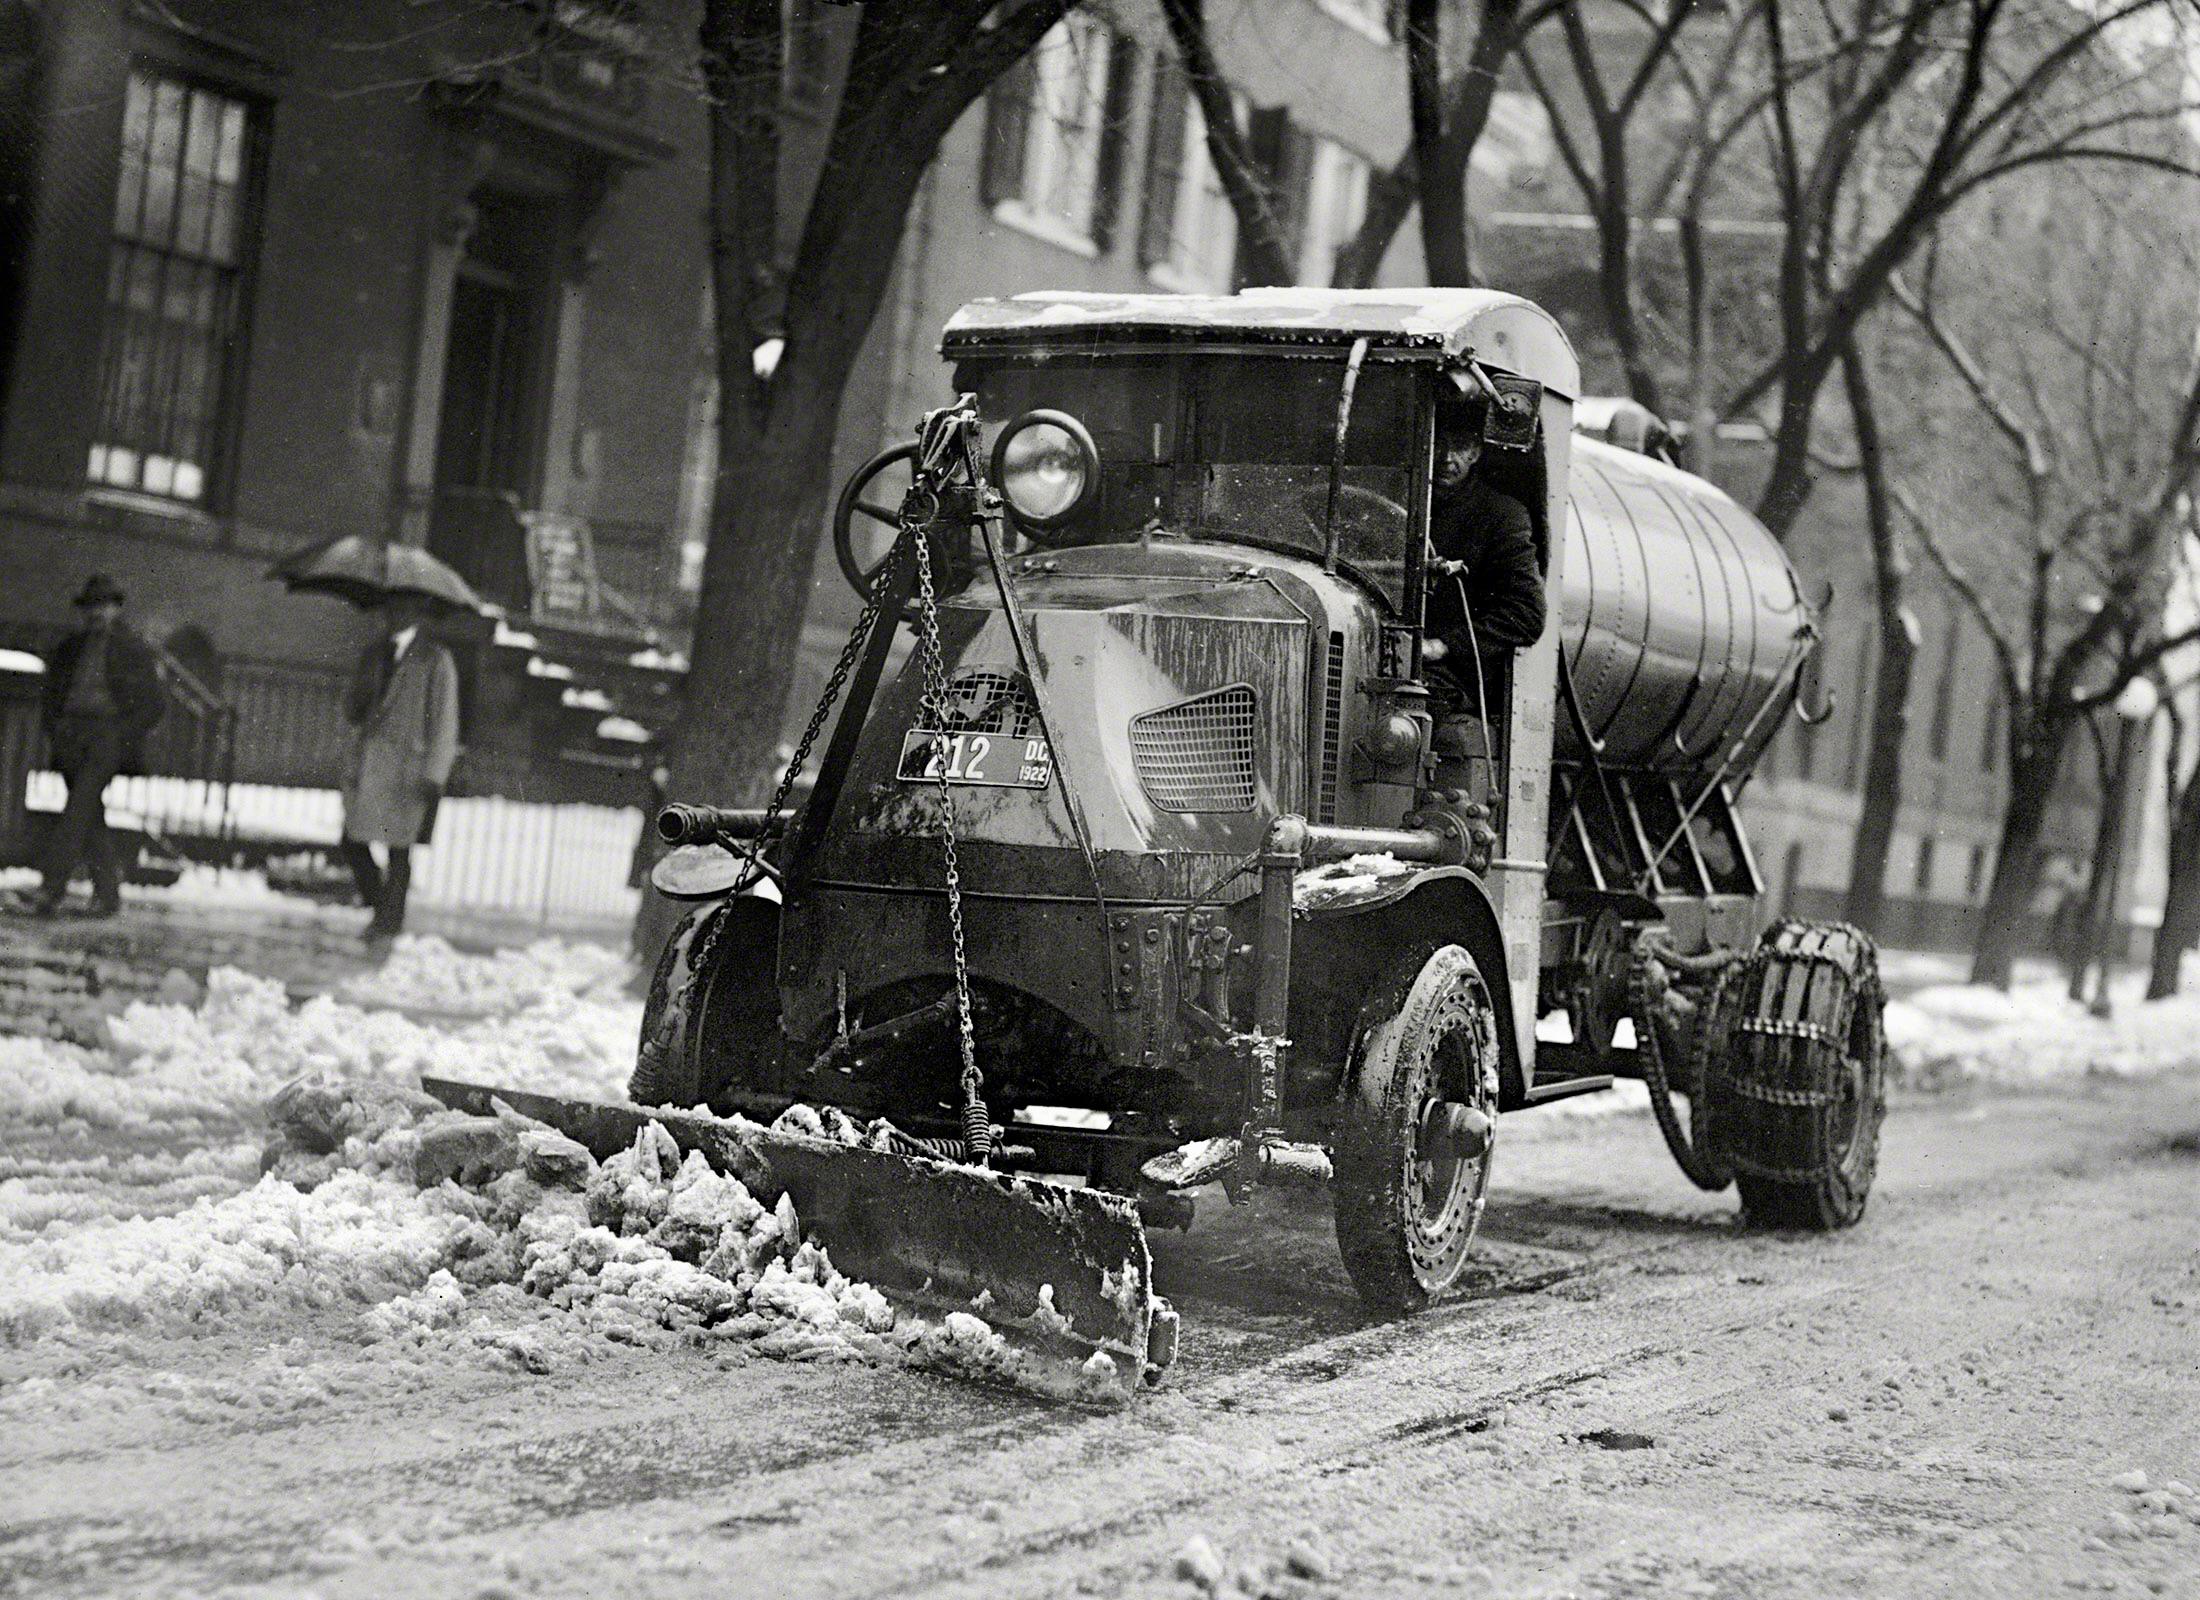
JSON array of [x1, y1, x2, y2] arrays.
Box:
[[832, 443, 980, 617]]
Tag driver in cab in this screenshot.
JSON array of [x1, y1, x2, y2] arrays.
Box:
[[1422, 391, 1544, 797], [1422, 391, 1544, 661]]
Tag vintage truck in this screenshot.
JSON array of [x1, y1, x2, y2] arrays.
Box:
[[431, 289, 1887, 1390]]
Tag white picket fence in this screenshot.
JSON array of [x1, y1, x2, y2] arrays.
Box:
[[27, 772, 644, 924]]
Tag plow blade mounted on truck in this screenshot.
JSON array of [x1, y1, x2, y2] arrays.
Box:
[[421, 1078, 1176, 1398]]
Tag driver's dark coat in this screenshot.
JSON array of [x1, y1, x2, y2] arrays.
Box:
[[1426, 478, 1545, 653]]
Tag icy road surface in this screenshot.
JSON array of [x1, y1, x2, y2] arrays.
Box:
[[1, 916, 2197, 1598]]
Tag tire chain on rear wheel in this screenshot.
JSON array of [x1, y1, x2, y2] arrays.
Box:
[[1709, 920, 1886, 1187]]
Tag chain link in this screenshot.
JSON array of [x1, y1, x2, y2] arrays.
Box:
[[909, 519, 989, 1160]]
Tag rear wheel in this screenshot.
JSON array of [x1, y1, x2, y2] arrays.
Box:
[[629, 896, 782, 1111], [1333, 944, 1501, 1313], [1708, 920, 1887, 1230]]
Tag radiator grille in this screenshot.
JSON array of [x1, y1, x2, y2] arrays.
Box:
[[1317, 631, 1345, 823], [929, 669, 1039, 737], [1130, 685, 1258, 812]]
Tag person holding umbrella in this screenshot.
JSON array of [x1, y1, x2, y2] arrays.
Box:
[[16, 575, 168, 917], [341, 590, 461, 942], [272, 536, 482, 943]]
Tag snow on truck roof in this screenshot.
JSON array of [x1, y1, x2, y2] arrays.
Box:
[[943, 287, 1581, 395]]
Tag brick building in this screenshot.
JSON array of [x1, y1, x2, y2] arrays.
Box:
[[0, 0, 707, 806]]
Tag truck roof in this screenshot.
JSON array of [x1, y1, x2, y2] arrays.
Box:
[[942, 287, 1581, 397]]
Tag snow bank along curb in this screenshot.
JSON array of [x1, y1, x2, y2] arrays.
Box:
[[0, 952, 1119, 1401]]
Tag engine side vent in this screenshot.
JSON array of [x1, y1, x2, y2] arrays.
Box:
[[931, 669, 1039, 737], [1130, 685, 1257, 812], [1317, 631, 1345, 823]]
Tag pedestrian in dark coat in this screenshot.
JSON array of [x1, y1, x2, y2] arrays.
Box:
[[340, 593, 461, 940], [26, 575, 168, 916]]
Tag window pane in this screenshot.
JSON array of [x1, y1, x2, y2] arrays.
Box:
[[141, 77, 186, 244], [91, 69, 258, 504], [114, 73, 151, 234]]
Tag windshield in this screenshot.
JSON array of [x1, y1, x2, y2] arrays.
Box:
[[965, 354, 1425, 612]]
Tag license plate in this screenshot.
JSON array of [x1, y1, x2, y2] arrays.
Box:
[[897, 729, 1053, 789]]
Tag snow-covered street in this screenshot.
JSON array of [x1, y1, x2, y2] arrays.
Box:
[[3, 897, 2199, 1598]]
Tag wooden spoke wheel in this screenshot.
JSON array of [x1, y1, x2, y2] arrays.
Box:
[[629, 896, 782, 1112], [1708, 920, 1888, 1230], [1333, 944, 1502, 1312]]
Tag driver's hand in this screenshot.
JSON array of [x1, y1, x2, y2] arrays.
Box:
[[1423, 638, 1450, 663]]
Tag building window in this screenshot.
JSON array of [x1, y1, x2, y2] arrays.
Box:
[[1914, 834, 1936, 896], [1297, 138, 1369, 287], [1138, 60, 1238, 292], [981, 17, 1133, 256], [88, 67, 261, 506], [1981, 682, 2004, 772], [1967, 841, 1989, 900]]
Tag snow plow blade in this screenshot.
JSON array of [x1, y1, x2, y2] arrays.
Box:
[[419, 1078, 1174, 1397]]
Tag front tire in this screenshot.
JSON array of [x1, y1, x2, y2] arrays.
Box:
[[1333, 944, 1502, 1313], [629, 896, 782, 1111], [1709, 920, 1887, 1230]]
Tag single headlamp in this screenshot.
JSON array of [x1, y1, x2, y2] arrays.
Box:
[[991, 410, 1099, 531]]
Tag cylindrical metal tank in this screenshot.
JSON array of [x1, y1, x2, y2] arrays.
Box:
[[1554, 435, 1814, 774]]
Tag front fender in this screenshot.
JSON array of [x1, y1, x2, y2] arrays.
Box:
[[1290, 866, 1527, 1108], [651, 844, 784, 902]]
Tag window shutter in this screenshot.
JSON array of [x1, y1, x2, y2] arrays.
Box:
[[1087, 29, 1137, 252], [981, 55, 1034, 208], [1138, 60, 1187, 269]]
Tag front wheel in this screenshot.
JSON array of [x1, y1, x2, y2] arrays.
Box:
[[629, 896, 782, 1111], [1707, 920, 1888, 1230], [1333, 944, 1502, 1313]]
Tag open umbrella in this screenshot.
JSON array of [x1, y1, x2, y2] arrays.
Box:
[[269, 535, 486, 613]]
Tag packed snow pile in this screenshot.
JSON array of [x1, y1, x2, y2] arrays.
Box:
[[1884, 981, 2200, 1089], [338, 934, 631, 1017], [0, 1073, 1114, 1401], [0, 966, 637, 1138], [1293, 852, 1414, 910]]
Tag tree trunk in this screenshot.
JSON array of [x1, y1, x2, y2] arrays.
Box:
[[1405, 0, 1469, 286], [1836, 340, 1913, 936], [2146, 773, 2200, 999], [1753, 360, 1830, 542], [1970, 719, 2072, 988]]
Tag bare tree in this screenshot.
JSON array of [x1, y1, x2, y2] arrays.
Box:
[[1156, 0, 1296, 284], [1348, 0, 1555, 286], [2150, 638, 2200, 997], [1513, 0, 1762, 411], [1830, 329, 1918, 934], [1162, 0, 1552, 289], [1886, 192, 2200, 987], [638, 0, 1077, 948], [1729, 0, 2200, 541]]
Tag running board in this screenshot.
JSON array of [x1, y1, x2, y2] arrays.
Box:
[[1522, 1072, 1615, 1107]]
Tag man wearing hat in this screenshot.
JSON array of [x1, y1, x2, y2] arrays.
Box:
[[1421, 391, 1544, 797], [340, 591, 461, 941], [24, 576, 168, 916]]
